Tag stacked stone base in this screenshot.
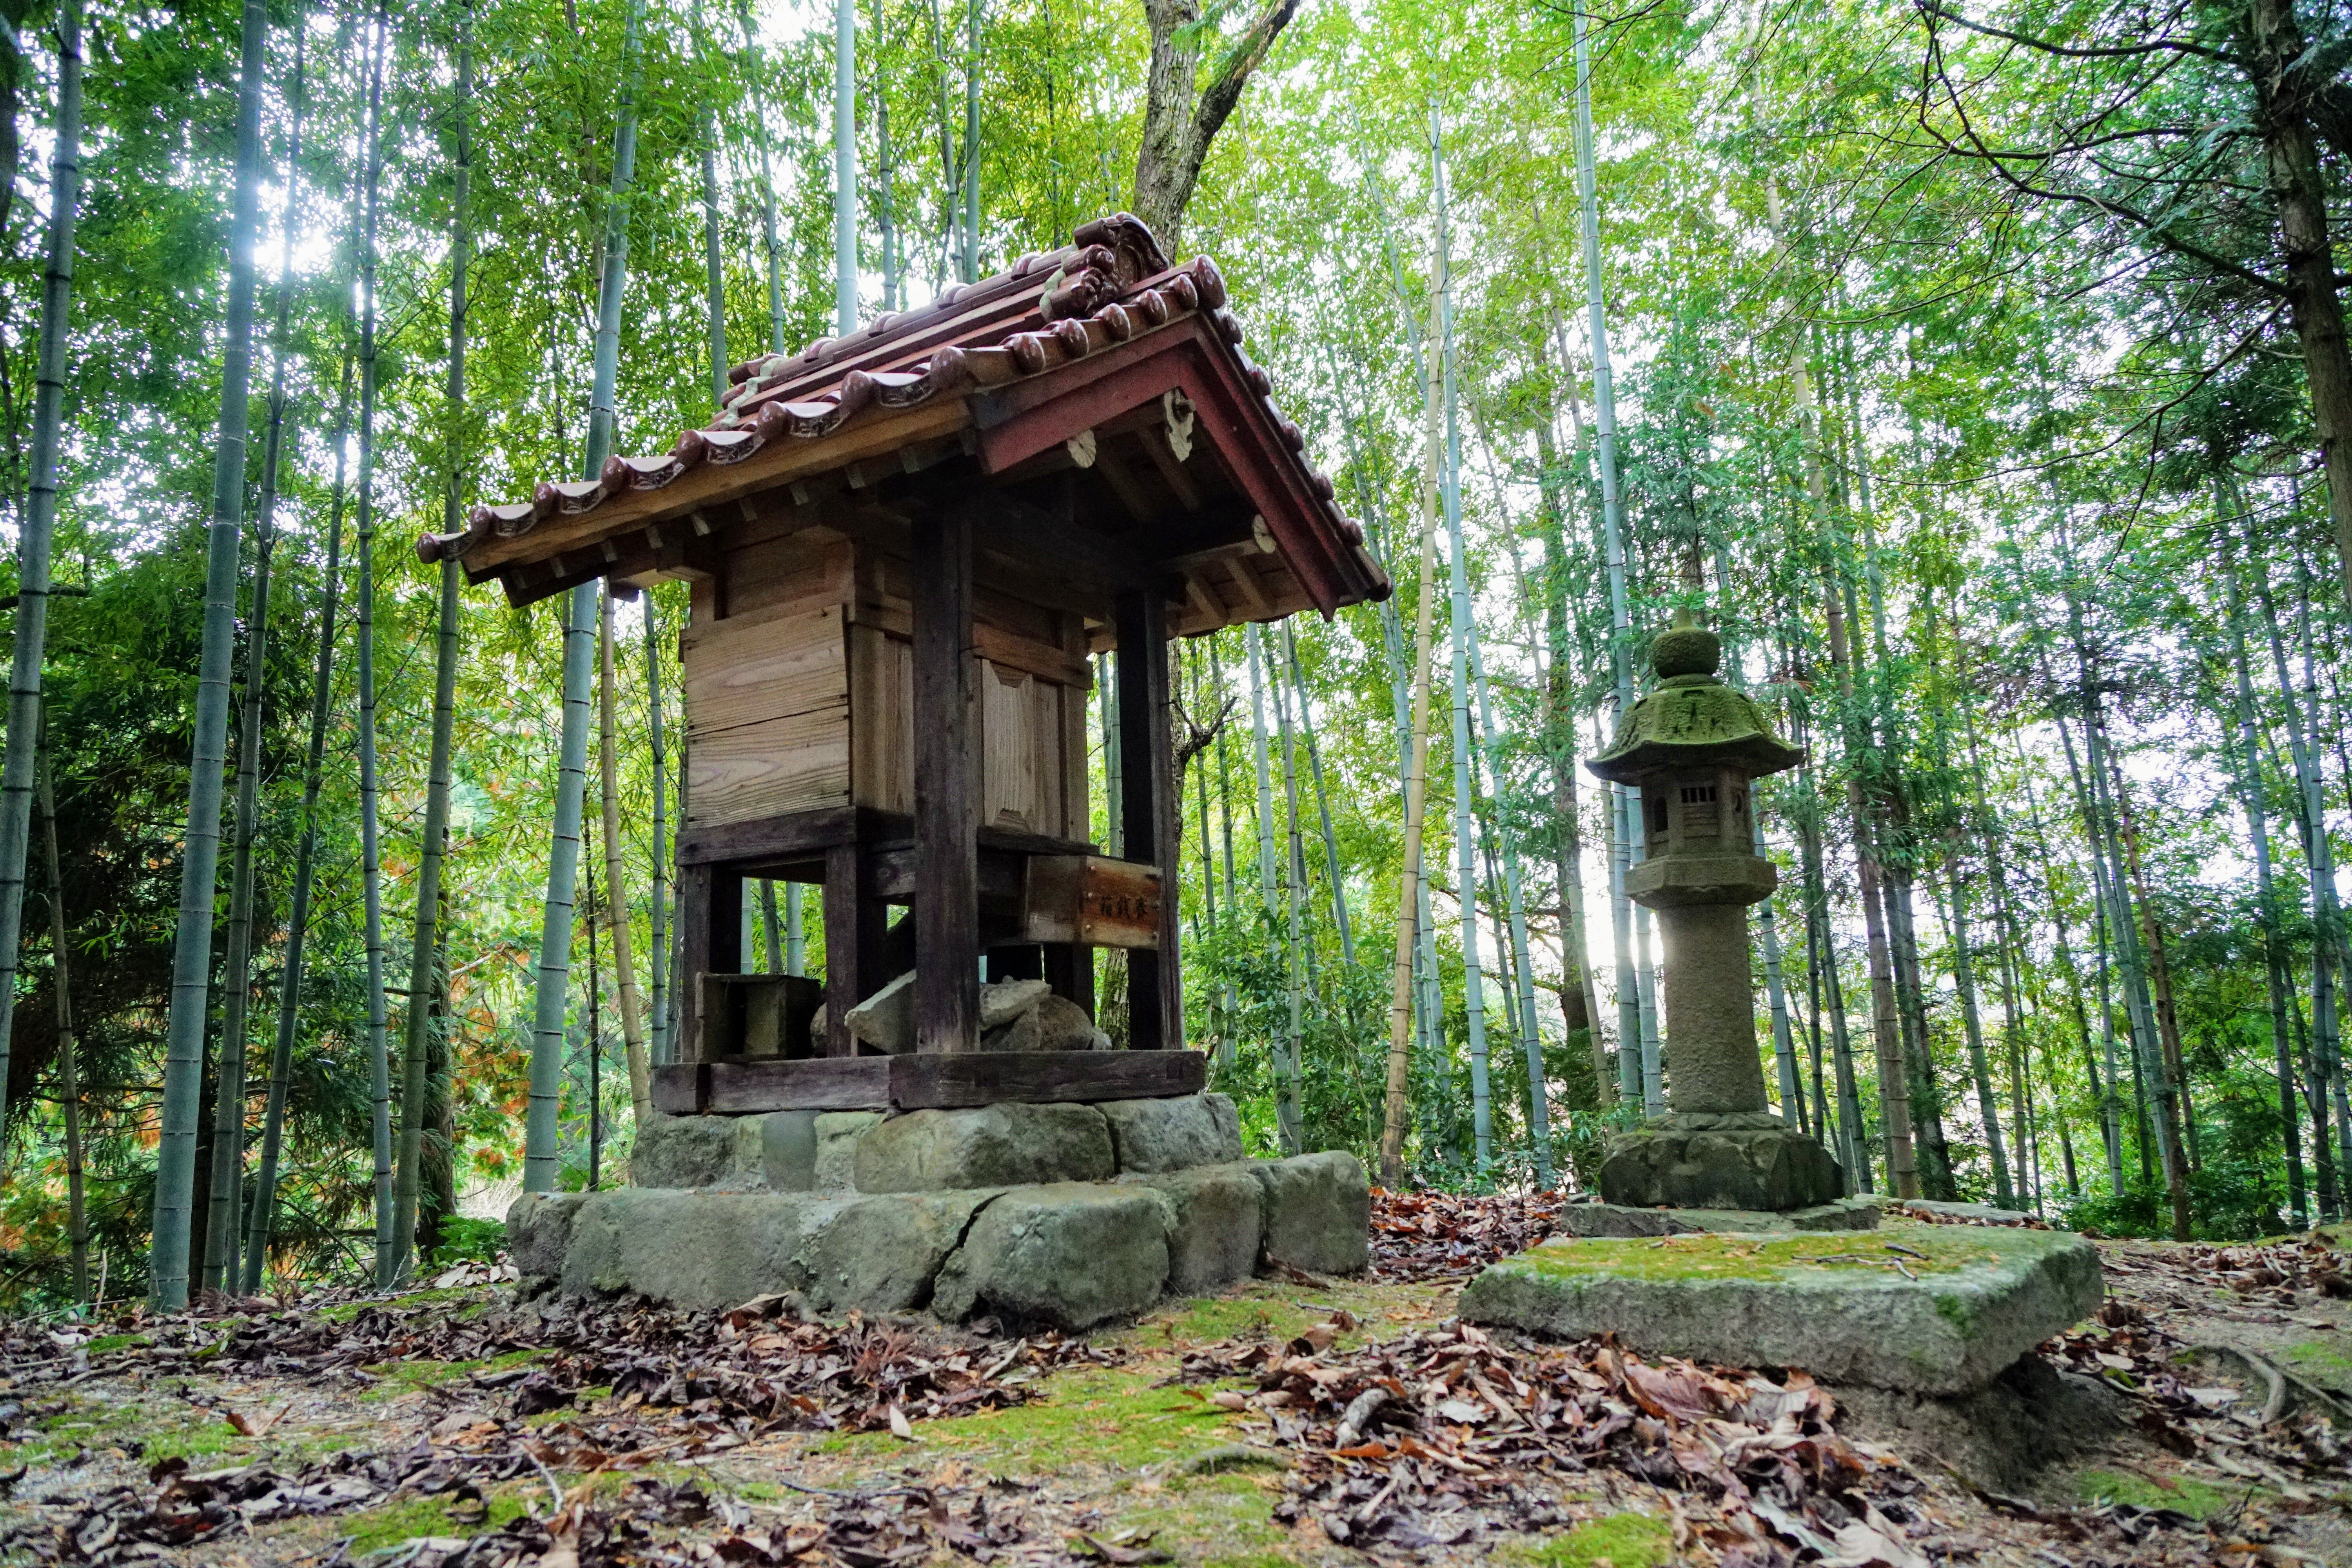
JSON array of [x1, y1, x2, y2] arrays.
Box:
[[510, 1094, 1368, 1329]]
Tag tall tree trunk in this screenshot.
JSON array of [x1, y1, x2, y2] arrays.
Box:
[[0, 0, 81, 1143], [529, 0, 641, 1191], [39, 756, 86, 1301], [2246, 0, 2352, 607], [150, 0, 273, 1312], [1377, 300, 1444, 1189], [599, 588, 651, 1121], [1130, 0, 1298, 249]]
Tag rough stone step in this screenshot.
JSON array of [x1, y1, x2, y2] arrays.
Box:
[[1459, 1223, 2104, 1394]]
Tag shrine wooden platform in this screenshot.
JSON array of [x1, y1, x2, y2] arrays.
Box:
[[652, 1048, 1209, 1114]]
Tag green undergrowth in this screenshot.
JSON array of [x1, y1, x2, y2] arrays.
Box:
[[336, 1488, 534, 1553], [1501, 1511, 1673, 1568], [812, 1363, 1247, 1474], [1507, 1225, 2017, 1285], [365, 1346, 546, 1397], [2076, 1467, 2248, 1519], [1123, 1276, 1447, 1351], [2275, 1339, 2352, 1385], [315, 1285, 485, 1324]]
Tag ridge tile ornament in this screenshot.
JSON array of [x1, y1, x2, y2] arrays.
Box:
[[1585, 608, 1842, 1211]]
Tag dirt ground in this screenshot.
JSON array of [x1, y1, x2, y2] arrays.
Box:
[[4, 1207, 2349, 1568]]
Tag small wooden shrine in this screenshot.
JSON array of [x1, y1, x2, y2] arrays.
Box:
[[421, 214, 1391, 1116]]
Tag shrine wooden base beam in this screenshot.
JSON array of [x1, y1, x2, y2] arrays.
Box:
[[651, 1050, 1209, 1114]]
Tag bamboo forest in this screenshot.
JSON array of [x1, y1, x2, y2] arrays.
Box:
[[0, 0, 2349, 1324]]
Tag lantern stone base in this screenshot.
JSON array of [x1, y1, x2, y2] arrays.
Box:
[[509, 1094, 1369, 1330], [1459, 1225, 2104, 1394], [1597, 1111, 1846, 1212]]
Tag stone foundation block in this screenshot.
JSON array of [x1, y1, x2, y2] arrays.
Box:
[[1123, 1163, 1263, 1294], [1460, 1225, 2104, 1394], [1100, 1093, 1243, 1174], [759, 1110, 889, 1192], [854, 1102, 1115, 1192], [1555, 1198, 1880, 1238], [549, 1187, 828, 1307], [931, 1183, 1175, 1329], [1252, 1151, 1370, 1276], [630, 1111, 766, 1190], [1599, 1112, 1845, 1212], [797, 1189, 999, 1315]]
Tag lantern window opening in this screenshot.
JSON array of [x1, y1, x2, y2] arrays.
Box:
[[1679, 784, 1717, 805]]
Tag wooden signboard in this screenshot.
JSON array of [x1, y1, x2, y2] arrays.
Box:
[[1021, 855, 1161, 949]]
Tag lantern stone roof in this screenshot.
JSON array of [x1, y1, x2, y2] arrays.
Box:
[[417, 212, 1391, 631], [1586, 610, 1805, 784]]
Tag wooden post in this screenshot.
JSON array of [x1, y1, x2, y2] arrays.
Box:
[[913, 503, 980, 1052], [1116, 586, 1181, 1049], [824, 842, 887, 1054], [676, 862, 742, 1064]]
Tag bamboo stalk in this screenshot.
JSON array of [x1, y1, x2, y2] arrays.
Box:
[[601, 588, 652, 1123], [0, 0, 80, 1150], [1377, 294, 1445, 1190], [530, 0, 641, 1192], [38, 756, 86, 1302], [350, 9, 394, 1287], [150, 0, 279, 1313]]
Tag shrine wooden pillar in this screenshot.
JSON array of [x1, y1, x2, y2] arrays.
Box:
[[1116, 585, 1181, 1049], [913, 501, 981, 1052], [675, 861, 741, 1064]]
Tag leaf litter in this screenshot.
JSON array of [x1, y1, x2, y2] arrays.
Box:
[[7, 1199, 2352, 1567]]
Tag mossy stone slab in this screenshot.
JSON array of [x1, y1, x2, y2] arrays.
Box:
[[1459, 1225, 2104, 1394], [1555, 1198, 1878, 1238]]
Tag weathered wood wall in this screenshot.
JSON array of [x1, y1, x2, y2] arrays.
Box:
[[681, 521, 1091, 842]]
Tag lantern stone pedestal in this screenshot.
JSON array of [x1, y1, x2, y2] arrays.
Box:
[[1465, 612, 2104, 1394]]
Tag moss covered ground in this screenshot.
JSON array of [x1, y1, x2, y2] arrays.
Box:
[[1503, 1223, 2010, 1285]]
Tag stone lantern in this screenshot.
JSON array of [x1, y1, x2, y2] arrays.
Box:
[[1585, 609, 1843, 1212]]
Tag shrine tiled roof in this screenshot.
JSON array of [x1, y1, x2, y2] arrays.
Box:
[[417, 212, 1389, 621]]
